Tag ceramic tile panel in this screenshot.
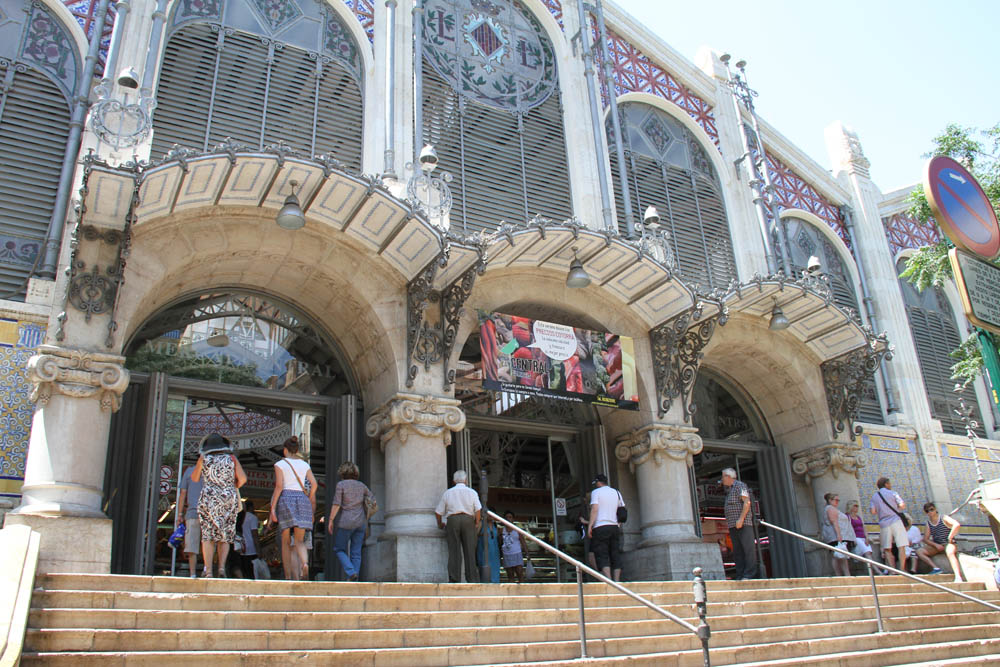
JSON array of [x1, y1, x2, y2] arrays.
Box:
[[0, 319, 46, 500]]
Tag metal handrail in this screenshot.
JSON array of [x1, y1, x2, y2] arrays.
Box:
[[487, 510, 711, 666], [761, 519, 1000, 633]]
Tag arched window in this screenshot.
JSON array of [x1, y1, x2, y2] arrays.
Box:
[[420, 0, 571, 234], [785, 216, 883, 424], [0, 1, 79, 299], [152, 0, 364, 169], [897, 258, 983, 435], [609, 102, 736, 291]]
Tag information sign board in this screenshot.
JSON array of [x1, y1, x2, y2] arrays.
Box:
[[950, 248, 1000, 336]]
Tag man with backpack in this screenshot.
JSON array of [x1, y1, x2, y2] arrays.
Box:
[[587, 474, 625, 581], [870, 476, 909, 572]]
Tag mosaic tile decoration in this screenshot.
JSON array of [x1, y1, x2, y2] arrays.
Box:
[[883, 211, 941, 256], [342, 0, 374, 42], [854, 433, 931, 533], [940, 440, 1000, 532], [0, 318, 45, 498], [62, 0, 117, 69], [765, 152, 848, 250], [540, 0, 562, 28], [597, 27, 719, 147]]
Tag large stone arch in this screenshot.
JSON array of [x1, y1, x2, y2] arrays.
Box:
[[116, 208, 406, 407]]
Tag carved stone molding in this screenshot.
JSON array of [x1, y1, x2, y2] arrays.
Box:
[[27, 345, 130, 412], [790, 441, 867, 484], [365, 393, 467, 450], [615, 423, 704, 472]]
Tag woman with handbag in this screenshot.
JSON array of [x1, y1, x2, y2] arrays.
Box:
[[269, 436, 317, 581], [820, 493, 855, 576], [500, 511, 528, 583], [326, 460, 375, 581], [191, 433, 247, 578]]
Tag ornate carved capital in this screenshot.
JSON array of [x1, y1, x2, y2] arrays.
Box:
[[615, 423, 703, 472], [790, 441, 867, 484], [365, 393, 467, 450], [27, 345, 130, 412]]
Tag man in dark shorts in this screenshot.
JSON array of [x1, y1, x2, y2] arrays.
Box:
[[587, 474, 624, 581]]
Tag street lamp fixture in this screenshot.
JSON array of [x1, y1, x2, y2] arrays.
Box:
[[566, 247, 591, 288], [276, 180, 305, 230], [768, 299, 790, 331]]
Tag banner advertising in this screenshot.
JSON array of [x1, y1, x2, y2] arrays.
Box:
[[478, 311, 638, 410]]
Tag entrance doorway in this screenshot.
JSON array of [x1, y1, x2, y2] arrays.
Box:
[[105, 291, 363, 580]]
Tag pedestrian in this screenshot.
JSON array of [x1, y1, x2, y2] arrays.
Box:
[[191, 433, 247, 578], [721, 468, 756, 580], [903, 513, 923, 574], [917, 502, 962, 580], [237, 500, 260, 579], [820, 492, 854, 576], [177, 463, 203, 577], [576, 495, 598, 573], [476, 511, 501, 583], [326, 460, 375, 582], [587, 473, 624, 582], [869, 476, 908, 572], [846, 500, 874, 561], [435, 470, 482, 583], [269, 436, 317, 581], [500, 510, 528, 583]]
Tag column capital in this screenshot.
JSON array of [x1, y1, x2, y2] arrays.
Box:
[[27, 345, 129, 412], [790, 441, 867, 484], [365, 392, 466, 450], [615, 423, 703, 472]]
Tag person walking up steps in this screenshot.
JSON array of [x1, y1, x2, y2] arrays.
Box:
[[435, 470, 482, 583]]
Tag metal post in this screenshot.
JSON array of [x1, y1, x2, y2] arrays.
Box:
[[547, 437, 561, 582], [101, 0, 131, 84], [576, 566, 588, 658], [383, 0, 398, 178], [977, 328, 1000, 430], [692, 567, 711, 667], [412, 0, 424, 163], [593, 0, 635, 237], [576, 0, 614, 232], [721, 57, 777, 275], [866, 563, 885, 633], [841, 205, 898, 415], [40, 0, 114, 277], [479, 467, 490, 583]]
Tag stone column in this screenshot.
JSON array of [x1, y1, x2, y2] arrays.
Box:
[[5, 345, 129, 573], [616, 423, 724, 580], [790, 440, 866, 575], [365, 392, 465, 581]]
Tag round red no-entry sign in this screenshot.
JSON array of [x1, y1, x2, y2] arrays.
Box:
[[924, 156, 1000, 259]]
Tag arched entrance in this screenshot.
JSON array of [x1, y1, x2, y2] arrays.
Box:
[[105, 290, 364, 579]]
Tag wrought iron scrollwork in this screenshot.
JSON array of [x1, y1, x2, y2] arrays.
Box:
[[650, 302, 729, 421], [406, 255, 444, 387], [67, 260, 116, 322], [821, 329, 893, 440], [441, 255, 487, 390]]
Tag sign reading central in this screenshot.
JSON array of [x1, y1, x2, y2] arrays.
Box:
[[479, 311, 639, 410]]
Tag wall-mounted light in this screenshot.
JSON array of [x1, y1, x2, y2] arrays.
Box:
[[566, 247, 591, 288], [643, 206, 660, 229], [276, 180, 305, 230], [768, 299, 790, 331]]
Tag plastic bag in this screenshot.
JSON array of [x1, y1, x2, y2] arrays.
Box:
[[168, 523, 186, 550], [833, 541, 848, 559], [252, 558, 271, 580], [525, 559, 536, 579]]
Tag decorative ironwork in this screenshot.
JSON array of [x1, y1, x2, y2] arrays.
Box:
[[596, 27, 718, 146], [650, 302, 729, 421], [405, 160, 454, 220], [88, 95, 154, 149], [883, 211, 941, 256], [67, 260, 116, 321], [954, 393, 986, 484], [422, 0, 558, 112], [440, 254, 487, 389], [820, 328, 893, 440], [766, 152, 847, 249], [406, 253, 445, 387]]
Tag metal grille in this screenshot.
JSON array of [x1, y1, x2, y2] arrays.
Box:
[[897, 261, 983, 436], [0, 65, 71, 299], [152, 23, 363, 168], [421, 67, 572, 234]]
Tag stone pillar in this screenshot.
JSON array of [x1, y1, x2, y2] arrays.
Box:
[[365, 392, 465, 581], [616, 423, 724, 580], [790, 440, 866, 575], [5, 345, 129, 573]]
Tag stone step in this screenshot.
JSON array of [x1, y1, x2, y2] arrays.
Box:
[[22, 609, 1000, 655], [19, 624, 1000, 666]]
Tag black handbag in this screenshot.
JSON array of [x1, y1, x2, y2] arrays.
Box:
[[616, 490, 627, 523]]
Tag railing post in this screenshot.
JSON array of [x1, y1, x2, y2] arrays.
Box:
[[692, 567, 711, 667], [576, 566, 588, 658], [867, 563, 885, 633]]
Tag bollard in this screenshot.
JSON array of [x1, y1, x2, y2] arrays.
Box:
[[692, 567, 711, 667]]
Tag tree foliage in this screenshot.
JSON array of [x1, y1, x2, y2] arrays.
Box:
[[902, 123, 1000, 386], [127, 344, 265, 387]]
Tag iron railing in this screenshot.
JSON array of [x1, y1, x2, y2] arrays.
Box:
[[488, 511, 712, 666], [761, 520, 1000, 633]]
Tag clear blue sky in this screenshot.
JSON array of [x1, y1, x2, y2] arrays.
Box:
[[613, 0, 998, 193]]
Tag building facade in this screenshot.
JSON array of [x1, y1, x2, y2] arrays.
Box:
[[1, 0, 997, 580]]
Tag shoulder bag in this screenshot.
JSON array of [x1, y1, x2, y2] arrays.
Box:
[[616, 490, 628, 524], [281, 459, 315, 513]]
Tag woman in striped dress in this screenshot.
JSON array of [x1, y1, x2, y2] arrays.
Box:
[[917, 502, 963, 581]]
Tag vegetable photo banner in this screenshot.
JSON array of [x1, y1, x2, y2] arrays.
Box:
[[478, 311, 639, 410]]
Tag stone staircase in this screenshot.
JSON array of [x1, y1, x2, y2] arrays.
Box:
[[19, 573, 1000, 666]]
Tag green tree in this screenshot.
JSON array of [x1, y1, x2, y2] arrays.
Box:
[[127, 343, 265, 387], [901, 123, 1000, 385]]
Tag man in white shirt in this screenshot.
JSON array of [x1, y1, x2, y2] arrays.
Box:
[[435, 469, 482, 582], [587, 474, 624, 581]]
